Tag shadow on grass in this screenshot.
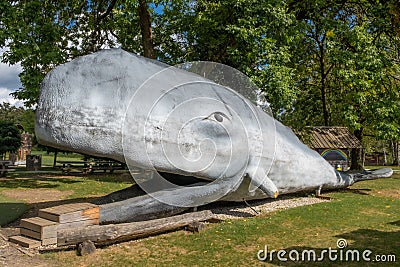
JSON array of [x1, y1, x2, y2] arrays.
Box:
[[336, 188, 372, 196], [262, 227, 399, 266], [389, 220, 400, 227], [0, 177, 83, 190], [0, 172, 133, 191], [0, 173, 134, 226], [2, 197, 99, 227], [0, 202, 30, 226]]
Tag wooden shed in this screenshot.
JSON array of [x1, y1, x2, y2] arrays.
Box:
[[8, 133, 33, 164], [297, 126, 362, 171], [364, 152, 386, 166]]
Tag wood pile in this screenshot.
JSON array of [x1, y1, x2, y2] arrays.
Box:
[[8, 203, 219, 249], [9, 203, 99, 248]]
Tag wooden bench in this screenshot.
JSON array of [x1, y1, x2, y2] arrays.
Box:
[[0, 160, 16, 177], [57, 161, 88, 174], [57, 160, 125, 174], [83, 161, 125, 173]]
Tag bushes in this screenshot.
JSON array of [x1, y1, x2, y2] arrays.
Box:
[[0, 121, 21, 160]]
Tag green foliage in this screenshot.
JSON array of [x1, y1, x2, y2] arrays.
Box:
[[1, 0, 399, 160], [281, 0, 400, 167], [155, 0, 298, 113], [0, 103, 35, 133], [283, 0, 399, 128], [0, 121, 21, 158], [1, 0, 120, 107]]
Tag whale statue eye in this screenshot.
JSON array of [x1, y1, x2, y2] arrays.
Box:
[[203, 112, 229, 123], [214, 113, 224, 122], [209, 112, 229, 123]]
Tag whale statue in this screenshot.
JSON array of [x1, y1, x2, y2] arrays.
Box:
[[36, 49, 393, 223]]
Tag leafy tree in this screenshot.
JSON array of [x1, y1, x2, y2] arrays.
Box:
[[0, 121, 21, 159], [1, 0, 160, 106], [1, 0, 123, 107], [1, 0, 399, 168], [284, 0, 400, 168], [0, 103, 35, 133], [155, 0, 298, 114], [1, 0, 298, 114]]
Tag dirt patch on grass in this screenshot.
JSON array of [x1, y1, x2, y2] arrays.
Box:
[[0, 188, 92, 267], [2, 189, 74, 204], [1, 188, 97, 229], [0, 227, 56, 267], [375, 189, 400, 199]]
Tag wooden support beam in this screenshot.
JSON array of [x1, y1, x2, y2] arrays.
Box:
[[39, 203, 99, 223], [8, 236, 41, 248], [57, 210, 217, 246]]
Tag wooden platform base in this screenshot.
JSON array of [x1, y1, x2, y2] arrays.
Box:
[[9, 202, 99, 248], [8, 235, 41, 249], [38, 203, 99, 224]]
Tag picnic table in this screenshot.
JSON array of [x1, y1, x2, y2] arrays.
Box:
[[0, 160, 16, 177], [57, 160, 125, 174]]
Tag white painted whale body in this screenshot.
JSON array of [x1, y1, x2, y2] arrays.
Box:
[[36, 49, 392, 222]]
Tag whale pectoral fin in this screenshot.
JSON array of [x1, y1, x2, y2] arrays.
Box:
[[247, 170, 279, 198]]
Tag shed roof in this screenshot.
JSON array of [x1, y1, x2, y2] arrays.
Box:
[[297, 126, 362, 149]]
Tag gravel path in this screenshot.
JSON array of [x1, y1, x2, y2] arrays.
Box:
[[205, 195, 329, 220], [0, 195, 328, 266]]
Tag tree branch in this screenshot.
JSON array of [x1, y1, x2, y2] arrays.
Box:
[[99, 0, 118, 20]]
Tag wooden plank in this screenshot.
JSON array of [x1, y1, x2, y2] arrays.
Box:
[[21, 227, 57, 239], [21, 216, 59, 226], [42, 237, 57, 246], [21, 228, 42, 240], [40, 203, 98, 215], [57, 218, 99, 231], [38, 203, 99, 223], [39, 207, 99, 223], [40, 203, 80, 214], [20, 217, 58, 233], [38, 211, 61, 222], [9, 235, 41, 248], [57, 210, 216, 246]]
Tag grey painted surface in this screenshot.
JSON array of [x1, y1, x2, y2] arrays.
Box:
[[36, 49, 392, 222]]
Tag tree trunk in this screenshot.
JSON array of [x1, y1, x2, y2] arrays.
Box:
[[350, 128, 364, 170], [320, 72, 329, 126], [138, 0, 155, 59], [317, 35, 330, 126], [390, 140, 399, 166], [57, 210, 216, 246], [53, 149, 58, 168], [383, 147, 387, 166]]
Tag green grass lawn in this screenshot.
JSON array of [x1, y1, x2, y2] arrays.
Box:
[[0, 165, 398, 266], [41, 168, 399, 267], [0, 194, 29, 225], [0, 172, 132, 226], [30, 150, 85, 166], [0, 151, 131, 226]]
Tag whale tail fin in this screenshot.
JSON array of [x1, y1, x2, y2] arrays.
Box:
[[350, 168, 393, 182]]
